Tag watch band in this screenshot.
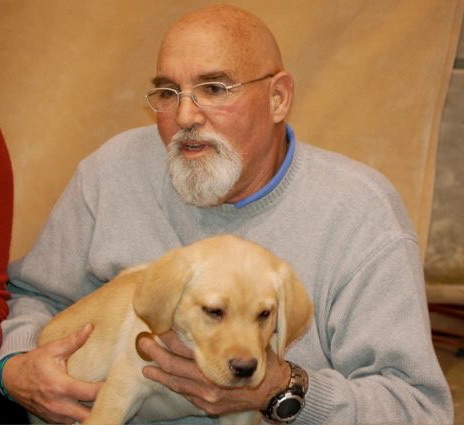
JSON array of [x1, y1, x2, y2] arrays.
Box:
[[287, 361, 308, 393], [261, 361, 308, 423]]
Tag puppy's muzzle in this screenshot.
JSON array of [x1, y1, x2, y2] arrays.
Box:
[[228, 357, 258, 378]]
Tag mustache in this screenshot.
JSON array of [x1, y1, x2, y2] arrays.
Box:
[[169, 129, 225, 154]]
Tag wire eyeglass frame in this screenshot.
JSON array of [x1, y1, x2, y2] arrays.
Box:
[[145, 73, 276, 112]]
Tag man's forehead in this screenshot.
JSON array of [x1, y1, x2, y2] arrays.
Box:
[[156, 35, 248, 84]]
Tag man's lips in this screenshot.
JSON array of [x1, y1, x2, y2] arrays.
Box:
[[179, 141, 218, 155], [183, 142, 207, 152]]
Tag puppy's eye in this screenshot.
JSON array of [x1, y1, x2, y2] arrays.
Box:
[[257, 310, 271, 321], [202, 306, 224, 320]]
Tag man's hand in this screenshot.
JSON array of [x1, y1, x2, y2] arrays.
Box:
[[138, 331, 290, 417], [2, 324, 102, 424]]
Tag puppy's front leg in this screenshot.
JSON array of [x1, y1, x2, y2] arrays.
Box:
[[218, 410, 261, 425], [83, 358, 150, 425]]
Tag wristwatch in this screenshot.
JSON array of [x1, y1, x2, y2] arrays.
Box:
[[261, 361, 308, 423]]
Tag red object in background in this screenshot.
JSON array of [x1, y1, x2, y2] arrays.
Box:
[[0, 129, 13, 344]]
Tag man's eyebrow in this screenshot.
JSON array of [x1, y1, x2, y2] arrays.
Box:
[[151, 76, 175, 87], [197, 71, 234, 83], [151, 71, 235, 87]]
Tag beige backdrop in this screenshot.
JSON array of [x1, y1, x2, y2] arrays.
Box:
[[1, 0, 463, 261]]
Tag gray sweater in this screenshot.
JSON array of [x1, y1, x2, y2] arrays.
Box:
[[1, 125, 452, 424]]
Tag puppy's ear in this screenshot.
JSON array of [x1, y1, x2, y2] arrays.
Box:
[[133, 248, 193, 334], [272, 262, 313, 359]]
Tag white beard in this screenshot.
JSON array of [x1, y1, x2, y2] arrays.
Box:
[[167, 129, 242, 207]]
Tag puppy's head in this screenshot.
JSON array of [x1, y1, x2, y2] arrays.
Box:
[[133, 235, 312, 388]]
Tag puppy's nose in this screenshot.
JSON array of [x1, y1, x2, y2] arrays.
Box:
[[228, 358, 258, 378]]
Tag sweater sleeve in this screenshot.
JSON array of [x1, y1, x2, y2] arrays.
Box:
[[295, 237, 453, 425], [0, 166, 96, 358], [0, 130, 14, 345]]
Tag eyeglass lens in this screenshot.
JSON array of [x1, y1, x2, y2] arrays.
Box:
[[147, 82, 229, 112]]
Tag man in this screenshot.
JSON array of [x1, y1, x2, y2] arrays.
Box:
[[0, 5, 453, 425]]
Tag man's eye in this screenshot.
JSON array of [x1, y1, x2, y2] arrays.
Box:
[[199, 83, 227, 96], [202, 306, 224, 319], [158, 88, 177, 99]]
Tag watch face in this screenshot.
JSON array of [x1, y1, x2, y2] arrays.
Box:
[[262, 362, 308, 423], [276, 395, 303, 419]]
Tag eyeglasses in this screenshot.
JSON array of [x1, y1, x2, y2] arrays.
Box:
[[145, 73, 275, 112]]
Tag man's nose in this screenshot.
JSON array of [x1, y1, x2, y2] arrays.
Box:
[[176, 94, 206, 129]]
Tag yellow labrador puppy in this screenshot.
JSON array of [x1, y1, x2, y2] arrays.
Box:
[[39, 235, 312, 425]]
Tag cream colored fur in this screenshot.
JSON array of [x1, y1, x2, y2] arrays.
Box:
[[39, 235, 312, 425]]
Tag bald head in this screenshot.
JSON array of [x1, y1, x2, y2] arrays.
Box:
[[157, 5, 284, 78]]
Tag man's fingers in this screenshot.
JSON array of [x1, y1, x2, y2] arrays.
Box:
[[142, 365, 239, 416], [55, 323, 94, 358], [139, 337, 207, 383], [67, 379, 103, 402], [63, 400, 93, 424], [44, 398, 93, 424], [45, 378, 102, 422], [158, 330, 194, 358], [138, 330, 193, 361], [142, 365, 202, 397], [138, 337, 187, 374], [137, 334, 166, 362]]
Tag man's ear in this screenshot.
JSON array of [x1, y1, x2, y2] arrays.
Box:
[[269, 71, 294, 123], [133, 248, 193, 334]]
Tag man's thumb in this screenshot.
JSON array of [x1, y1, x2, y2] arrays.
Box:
[[59, 323, 94, 358]]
